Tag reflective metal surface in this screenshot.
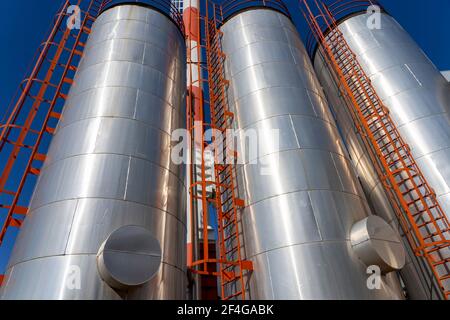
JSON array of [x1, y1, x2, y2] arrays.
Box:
[[97, 225, 162, 290], [351, 216, 405, 273], [0, 5, 186, 300], [313, 12, 449, 299], [221, 9, 403, 300]]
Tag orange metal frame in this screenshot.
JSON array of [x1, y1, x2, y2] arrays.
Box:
[[300, 0, 450, 299], [187, 0, 289, 300], [0, 0, 112, 245], [185, 0, 219, 291], [187, 0, 295, 301], [0, 0, 185, 288], [205, 1, 252, 300], [186, 0, 253, 300]]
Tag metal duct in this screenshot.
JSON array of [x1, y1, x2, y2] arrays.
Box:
[[313, 12, 450, 299], [0, 4, 186, 300], [220, 8, 404, 299]]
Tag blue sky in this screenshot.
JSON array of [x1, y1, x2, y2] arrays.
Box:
[[0, 0, 449, 274]]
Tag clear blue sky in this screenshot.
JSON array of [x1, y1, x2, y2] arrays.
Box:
[[0, 0, 449, 274]]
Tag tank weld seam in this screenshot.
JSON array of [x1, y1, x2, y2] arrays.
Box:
[[75, 59, 181, 87], [246, 239, 352, 260], [330, 151, 347, 193], [306, 190, 324, 242], [63, 199, 80, 255], [289, 115, 301, 149], [92, 13, 185, 40], [78, 59, 180, 83], [28, 198, 187, 228], [226, 44, 309, 69], [86, 19, 184, 53], [353, 143, 370, 169], [7, 255, 185, 275], [40, 152, 185, 187], [230, 86, 329, 117], [229, 60, 318, 84], [223, 21, 291, 38], [230, 82, 325, 106], [64, 85, 181, 115], [236, 147, 349, 169], [236, 112, 339, 132], [366, 68, 443, 97], [84, 36, 184, 64], [223, 28, 309, 51], [366, 178, 384, 199], [79, 40, 184, 81], [224, 39, 308, 65], [227, 56, 313, 79], [363, 54, 427, 79], [241, 188, 368, 209], [345, 38, 418, 61], [105, 249, 162, 257], [232, 110, 335, 131], [394, 111, 450, 132], [56, 114, 176, 138]]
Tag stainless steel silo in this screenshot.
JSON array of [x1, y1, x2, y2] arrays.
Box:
[[0, 4, 186, 300], [220, 8, 405, 299], [313, 11, 450, 299]]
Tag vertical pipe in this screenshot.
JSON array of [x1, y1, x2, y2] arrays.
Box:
[[181, 0, 215, 299]]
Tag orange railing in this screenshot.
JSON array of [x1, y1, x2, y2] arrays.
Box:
[[220, 0, 289, 22], [299, 0, 450, 299], [0, 0, 110, 244], [305, 0, 382, 57], [187, 0, 293, 300], [101, 0, 185, 33]]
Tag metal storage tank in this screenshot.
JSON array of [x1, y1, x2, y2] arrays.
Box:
[[220, 7, 405, 299], [0, 4, 186, 300], [313, 10, 450, 299]]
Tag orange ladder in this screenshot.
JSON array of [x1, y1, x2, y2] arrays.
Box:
[[300, 0, 450, 299], [204, 1, 253, 300], [0, 0, 110, 244]]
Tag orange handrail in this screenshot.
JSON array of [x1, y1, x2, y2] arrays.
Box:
[[0, 0, 110, 244], [299, 0, 450, 299]]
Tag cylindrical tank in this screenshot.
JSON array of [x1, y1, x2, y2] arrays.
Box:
[[313, 11, 450, 299], [0, 4, 186, 300], [220, 8, 405, 299]]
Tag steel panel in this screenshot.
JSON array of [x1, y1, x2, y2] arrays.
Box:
[[63, 199, 186, 268], [291, 115, 345, 155], [235, 115, 299, 165], [7, 200, 78, 268], [313, 12, 449, 299], [222, 9, 402, 299], [1, 5, 186, 300], [46, 117, 176, 173], [0, 255, 183, 300], [8, 198, 185, 269], [242, 191, 321, 257], [62, 87, 183, 135], [247, 242, 399, 300], [237, 149, 309, 206], [230, 87, 327, 130], [1, 255, 120, 300]]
